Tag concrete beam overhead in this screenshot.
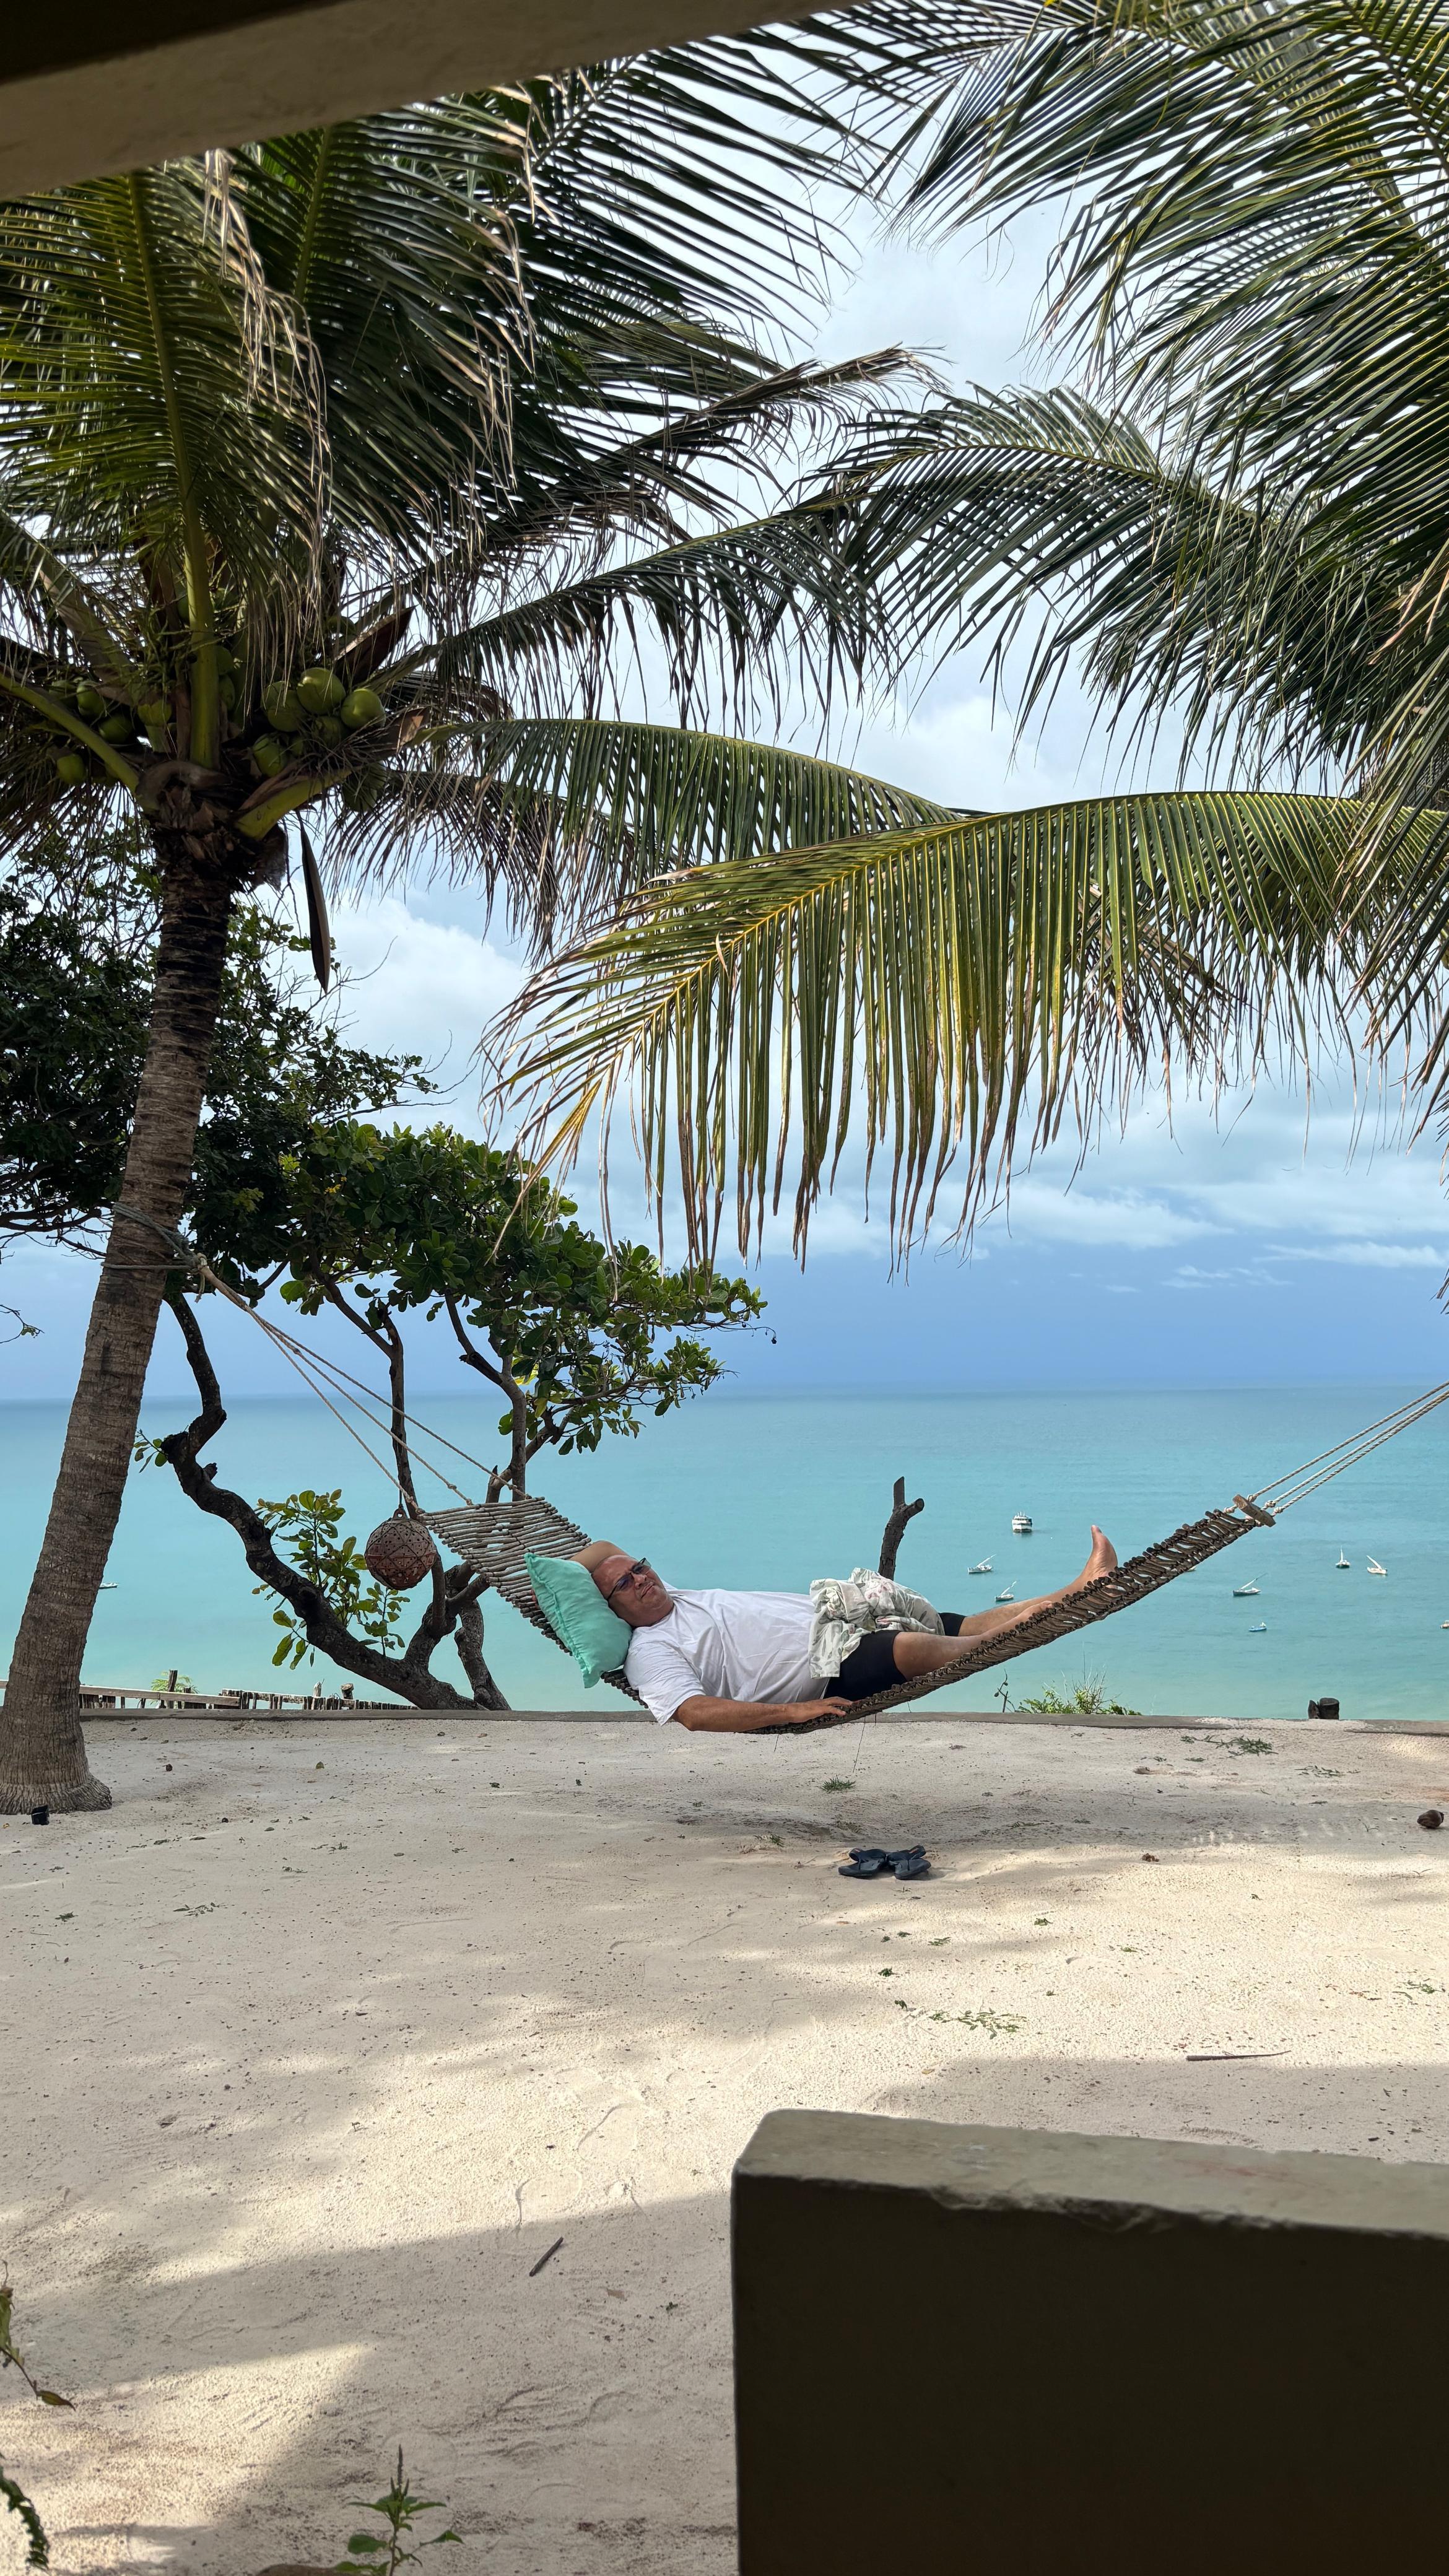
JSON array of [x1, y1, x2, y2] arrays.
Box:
[[1, 0, 825, 198]]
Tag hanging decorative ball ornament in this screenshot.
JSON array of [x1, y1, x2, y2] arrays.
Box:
[[363, 1513, 438, 1589]]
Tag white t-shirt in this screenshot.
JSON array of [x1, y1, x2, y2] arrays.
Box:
[[625, 1584, 819, 1724]]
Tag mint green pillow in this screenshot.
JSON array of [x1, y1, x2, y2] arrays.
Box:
[[525, 1551, 632, 1689]]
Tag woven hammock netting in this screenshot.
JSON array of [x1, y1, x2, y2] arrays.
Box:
[[189, 1263, 1449, 1728]]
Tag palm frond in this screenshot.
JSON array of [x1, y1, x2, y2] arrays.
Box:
[[441, 349, 923, 588], [829, 385, 1407, 778], [494, 40, 879, 350], [435, 491, 887, 722], [878, 2, 1449, 523], [332, 716, 962, 949], [0, 165, 324, 610], [502, 788, 1375, 1259], [0, 505, 148, 701], [232, 103, 530, 560]]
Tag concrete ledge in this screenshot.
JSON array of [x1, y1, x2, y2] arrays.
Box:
[[0, 0, 822, 196], [733, 2110, 1449, 2574], [72, 1704, 1449, 1734]]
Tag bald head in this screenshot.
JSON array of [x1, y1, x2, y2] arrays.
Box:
[[587, 1550, 672, 1628]]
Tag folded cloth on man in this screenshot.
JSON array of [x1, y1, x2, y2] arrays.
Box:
[[808, 1569, 943, 1681]]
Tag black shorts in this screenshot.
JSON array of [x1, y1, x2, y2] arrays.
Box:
[[829, 1612, 964, 1702]]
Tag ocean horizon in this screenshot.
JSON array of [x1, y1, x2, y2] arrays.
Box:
[[3, 1381, 1447, 1722]]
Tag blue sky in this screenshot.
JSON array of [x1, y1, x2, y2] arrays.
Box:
[[6, 201, 1449, 1405]]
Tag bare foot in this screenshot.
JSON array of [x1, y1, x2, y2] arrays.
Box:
[[1070, 1524, 1118, 1590]]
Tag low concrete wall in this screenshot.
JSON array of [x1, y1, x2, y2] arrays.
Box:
[[733, 2111, 1449, 2574]]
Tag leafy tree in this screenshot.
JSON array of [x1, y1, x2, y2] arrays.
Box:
[[146, 1120, 760, 1707], [503, 0, 1449, 1264], [0, 45, 973, 1811], [1, 827, 421, 1259]]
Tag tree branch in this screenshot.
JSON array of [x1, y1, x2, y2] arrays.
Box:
[[159, 1291, 478, 1708], [878, 1475, 925, 1580], [442, 1289, 507, 1386], [453, 1589, 508, 1708]]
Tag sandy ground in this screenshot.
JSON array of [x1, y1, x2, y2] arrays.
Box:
[[4, 1710, 1449, 2575]]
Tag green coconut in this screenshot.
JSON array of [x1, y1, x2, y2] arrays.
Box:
[[340, 685, 385, 731], [98, 711, 134, 743], [137, 699, 170, 739], [311, 713, 345, 748], [54, 749, 87, 785], [214, 644, 238, 677], [74, 682, 105, 720], [264, 682, 305, 733], [252, 733, 289, 778], [341, 765, 387, 812], [298, 665, 345, 714]]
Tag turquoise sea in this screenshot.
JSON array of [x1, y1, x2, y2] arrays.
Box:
[[2, 1384, 1447, 1721]]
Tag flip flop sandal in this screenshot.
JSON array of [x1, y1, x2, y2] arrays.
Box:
[[838, 1847, 891, 1878], [888, 1845, 929, 1879]]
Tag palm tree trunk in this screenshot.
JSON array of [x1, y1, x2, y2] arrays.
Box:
[[0, 855, 233, 1812]]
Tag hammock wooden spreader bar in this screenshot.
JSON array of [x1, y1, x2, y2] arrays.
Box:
[[425, 1497, 648, 1702]]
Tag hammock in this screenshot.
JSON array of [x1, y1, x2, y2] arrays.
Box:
[[178, 1258, 1448, 1727], [422, 1378, 1449, 1728]]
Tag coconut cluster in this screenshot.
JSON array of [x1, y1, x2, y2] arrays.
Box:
[[45, 648, 388, 788], [251, 667, 387, 778], [45, 663, 194, 783]]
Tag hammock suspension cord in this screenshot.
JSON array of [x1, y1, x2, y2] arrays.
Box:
[[1248, 1379, 1449, 1517], [177, 1244, 500, 1511]]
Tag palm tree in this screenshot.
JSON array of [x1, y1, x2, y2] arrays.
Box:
[[0, 41, 973, 1812], [503, 0, 1449, 1262]]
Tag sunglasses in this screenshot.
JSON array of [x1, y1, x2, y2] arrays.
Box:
[[604, 1558, 652, 1603]]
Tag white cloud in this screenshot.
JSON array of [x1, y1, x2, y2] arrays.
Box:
[[988, 1180, 1226, 1249], [1272, 1240, 1449, 1271], [330, 897, 525, 1120]]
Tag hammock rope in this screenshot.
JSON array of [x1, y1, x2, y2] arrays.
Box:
[[189, 1257, 499, 1510], [1248, 1379, 1449, 1516]]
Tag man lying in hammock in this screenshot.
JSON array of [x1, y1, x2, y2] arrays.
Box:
[[573, 1530, 1119, 1731]]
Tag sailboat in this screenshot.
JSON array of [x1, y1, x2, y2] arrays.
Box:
[[1368, 1557, 1387, 1577], [1336, 1550, 1351, 1570], [995, 1585, 1016, 1603], [969, 1558, 993, 1575], [1232, 1579, 1260, 1597], [1248, 1621, 1268, 1633]]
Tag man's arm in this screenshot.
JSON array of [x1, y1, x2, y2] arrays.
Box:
[[672, 1693, 851, 1733]]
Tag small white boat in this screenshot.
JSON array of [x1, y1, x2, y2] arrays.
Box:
[[1368, 1557, 1387, 1577], [1011, 1513, 1033, 1534], [969, 1557, 993, 1575], [1336, 1551, 1351, 1570], [1248, 1621, 1268, 1634], [98, 1581, 117, 1591], [1232, 1580, 1260, 1598], [995, 1586, 1016, 1603]]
